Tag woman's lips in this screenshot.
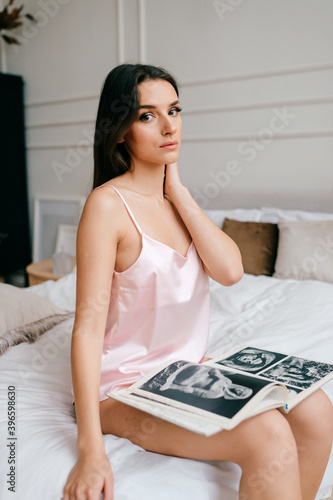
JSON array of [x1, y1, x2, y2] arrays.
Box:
[[160, 141, 178, 149]]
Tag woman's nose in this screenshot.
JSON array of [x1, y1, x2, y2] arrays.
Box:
[[162, 115, 177, 135]]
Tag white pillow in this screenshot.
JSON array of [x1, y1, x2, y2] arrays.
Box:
[[0, 283, 74, 354], [204, 208, 263, 228], [273, 220, 333, 283], [26, 270, 76, 312], [261, 207, 333, 223]]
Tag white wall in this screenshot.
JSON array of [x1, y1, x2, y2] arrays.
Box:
[[4, 0, 333, 256], [142, 0, 333, 211]]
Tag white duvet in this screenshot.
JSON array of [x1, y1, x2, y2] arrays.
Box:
[[0, 271, 332, 500]]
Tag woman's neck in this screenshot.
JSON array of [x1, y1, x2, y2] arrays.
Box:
[[121, 162, 165, 198]]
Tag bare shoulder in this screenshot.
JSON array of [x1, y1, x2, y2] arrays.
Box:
[[80, 184, 125, 234], [85, 184, 120, 214], [75, 185, 125, 284]]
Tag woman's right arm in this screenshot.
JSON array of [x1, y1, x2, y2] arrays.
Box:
[[63, 189, 120, 500]]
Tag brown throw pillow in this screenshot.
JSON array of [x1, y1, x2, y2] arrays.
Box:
[[222, 218, 279, 276]]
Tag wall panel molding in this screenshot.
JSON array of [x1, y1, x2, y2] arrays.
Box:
[[28, 143, 93, 150], [116, 0, 125, 64], [138, 0, 146, 63], [28, 118, 95, 129], [181, 61, 333, 87], [182, 129, 333, 143], [26, 93, 98, 108], [182, 96, 333, 116]]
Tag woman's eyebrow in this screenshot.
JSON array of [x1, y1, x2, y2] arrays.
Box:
[[138, 100, 180, 110]]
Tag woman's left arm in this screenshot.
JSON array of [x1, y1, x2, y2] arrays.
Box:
[[164, 162, 243, 286]]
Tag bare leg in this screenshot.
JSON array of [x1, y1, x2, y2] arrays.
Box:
[[100, 400, 303, 500], [283, 389, 333, 500]]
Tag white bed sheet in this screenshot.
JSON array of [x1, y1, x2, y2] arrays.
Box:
[[0, 271, 332, 500]]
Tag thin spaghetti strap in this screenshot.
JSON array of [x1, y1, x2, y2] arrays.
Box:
[[96, 184, 143, 234]]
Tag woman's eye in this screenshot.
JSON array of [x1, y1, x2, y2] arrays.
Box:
[[139, 113, 153, 122], [169, 107, 182, 116]]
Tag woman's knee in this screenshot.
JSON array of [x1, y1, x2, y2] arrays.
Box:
[[234, 409, 298, 467], [287, 389, 333, 443]]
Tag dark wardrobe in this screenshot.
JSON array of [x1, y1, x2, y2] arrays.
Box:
[[0, 73, 31, 280]]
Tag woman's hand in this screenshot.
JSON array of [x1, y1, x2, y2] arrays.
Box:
[[163, 162, 184, 200], [162, 161, 243, 286], [63, 452, 114, 500]]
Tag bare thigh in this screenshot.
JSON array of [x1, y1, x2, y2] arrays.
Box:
[[99, 398, 294, 465]]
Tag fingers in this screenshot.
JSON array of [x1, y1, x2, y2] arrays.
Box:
[[103, 477, 114, 500], [63, 448, 114, 499], [164, 162, 183, 199], [165, 162, 179, 175], [62, 475, 113, 500], [63, 485, 104, 500]]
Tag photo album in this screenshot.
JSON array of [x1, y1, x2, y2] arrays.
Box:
[[108, 346, 333, 436]]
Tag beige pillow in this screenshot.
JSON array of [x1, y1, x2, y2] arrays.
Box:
[[222, 218, 279, 276], [0, 283, 74, 355], [273, 220, 333, 283]]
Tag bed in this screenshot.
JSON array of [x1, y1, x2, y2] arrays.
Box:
[[0, 206, 332, 500]]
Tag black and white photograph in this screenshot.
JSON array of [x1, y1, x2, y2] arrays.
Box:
[[215, 347, 287, 374], [137, 361, 272, 419], [260, 356, 333, 390]]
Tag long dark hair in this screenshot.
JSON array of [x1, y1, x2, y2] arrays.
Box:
[[93, 63, 179, 189]]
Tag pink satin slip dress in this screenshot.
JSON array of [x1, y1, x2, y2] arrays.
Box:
[[96, 185, 210, 401]]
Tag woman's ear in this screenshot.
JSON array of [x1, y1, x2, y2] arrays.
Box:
[[118, 137, 125, 144]]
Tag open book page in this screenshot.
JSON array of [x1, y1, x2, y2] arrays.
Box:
[[109, 359, 288, 432], [207, 346, 333, 410]]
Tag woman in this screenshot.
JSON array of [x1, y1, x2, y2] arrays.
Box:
[[63, 64, 333, 500]]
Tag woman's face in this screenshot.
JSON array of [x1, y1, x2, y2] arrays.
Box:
[[123, 79, 182, 169], [238, 354, 262, 365]]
